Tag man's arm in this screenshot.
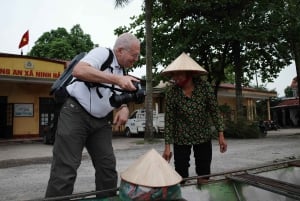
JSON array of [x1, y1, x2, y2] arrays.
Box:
[[72, 62, 138, 91]]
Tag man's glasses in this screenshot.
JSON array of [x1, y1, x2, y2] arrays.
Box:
[[124, 49, 139, 59]]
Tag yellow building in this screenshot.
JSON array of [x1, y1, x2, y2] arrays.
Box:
[[217, 83, 276, 121], [0, 53, 66, 139]]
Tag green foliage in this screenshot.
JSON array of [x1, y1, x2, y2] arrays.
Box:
[[224, 66, 235, 84], [115, 0, 130, 8], [114, 0, 294, 95], [219, 104, 231, 114], [269, 97, 282, 107], [284, 86, 294, 97], [28, 24, 94, 60], [219, 104, 231, 121], [256, 100, 268, 121], [224, 119, 265, 139]]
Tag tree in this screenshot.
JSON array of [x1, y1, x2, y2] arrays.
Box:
[[144, 0, 155, 141], [116, 0, 294, 120], [115, 0, 155, 141], [284, 86, 294, 97], [28, 24, 94, 60], [278, 0, 300, 102], [115, 0, 130, 7]]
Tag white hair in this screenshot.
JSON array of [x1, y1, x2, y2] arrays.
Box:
[[113, 32, 140, 50]]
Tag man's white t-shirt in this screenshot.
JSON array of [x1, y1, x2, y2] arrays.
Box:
[[67, 47, 124, 118]]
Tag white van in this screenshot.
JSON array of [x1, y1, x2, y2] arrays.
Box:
[[124, 109, 165, 137]]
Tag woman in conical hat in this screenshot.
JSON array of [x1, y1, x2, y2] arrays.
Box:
[[161, 53, 227, 184]]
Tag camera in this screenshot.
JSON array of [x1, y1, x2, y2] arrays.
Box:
[[109, 81, 146, 108]]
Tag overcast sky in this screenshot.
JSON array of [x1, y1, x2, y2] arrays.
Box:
[[0, 0, 296, 96]]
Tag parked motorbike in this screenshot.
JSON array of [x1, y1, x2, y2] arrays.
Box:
[[264, 120, 280, 131]]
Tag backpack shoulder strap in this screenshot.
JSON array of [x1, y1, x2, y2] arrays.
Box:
[[100, 48, 114, 71]]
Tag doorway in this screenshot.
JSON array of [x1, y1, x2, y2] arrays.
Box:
[[0, 96, 13, 139], [39, 98, 55, 136]]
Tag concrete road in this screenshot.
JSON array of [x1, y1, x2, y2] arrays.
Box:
[[0, 129, 299, 201]]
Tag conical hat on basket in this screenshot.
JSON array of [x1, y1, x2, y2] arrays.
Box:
[[120, 149, 182, 187], [162, 52, 207, 76]]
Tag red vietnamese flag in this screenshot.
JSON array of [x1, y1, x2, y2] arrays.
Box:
[[18, 30, 29, 49]]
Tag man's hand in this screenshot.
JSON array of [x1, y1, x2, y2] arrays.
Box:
[[113, 106, 129, 127], [117, 75, 139, 91]]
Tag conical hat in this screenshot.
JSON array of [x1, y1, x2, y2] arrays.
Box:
[[162, 52, 207, 75], [120, 149, 182, 187]]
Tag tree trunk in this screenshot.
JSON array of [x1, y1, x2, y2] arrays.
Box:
[[144, 0, 154, 141], [232, 40, 244, 120], [291, 40, 300, 103]]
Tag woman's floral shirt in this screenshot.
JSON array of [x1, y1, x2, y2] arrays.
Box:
[[164, 78, 224, 145]]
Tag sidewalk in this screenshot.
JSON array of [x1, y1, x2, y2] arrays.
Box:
[[266, 128, 300, 136], [0, 137, 152, 168], [0, 128, 299, 168]]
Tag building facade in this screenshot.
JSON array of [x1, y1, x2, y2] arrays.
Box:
[[271, 76, 300, 127], [0, 53, 66, 139]]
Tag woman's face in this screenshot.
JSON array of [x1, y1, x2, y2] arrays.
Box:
[[170, 71, 191, 87]]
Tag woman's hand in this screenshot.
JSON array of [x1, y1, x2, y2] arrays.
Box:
[[218, 132, 227, 153], [162, 144, 173, 162]]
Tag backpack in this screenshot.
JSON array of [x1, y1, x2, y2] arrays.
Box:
[[50, 48, 114, 104]]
